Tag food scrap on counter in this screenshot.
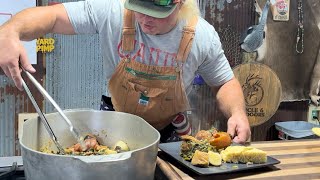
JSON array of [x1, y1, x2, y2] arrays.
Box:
[[40, 134, 130, 156]]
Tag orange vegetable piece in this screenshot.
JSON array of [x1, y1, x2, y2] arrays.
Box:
[[209, 132, 232, 149]]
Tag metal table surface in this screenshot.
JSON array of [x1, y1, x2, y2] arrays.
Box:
[[0, 156, 24, 180]]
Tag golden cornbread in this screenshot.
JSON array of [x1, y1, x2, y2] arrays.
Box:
[[220, 146, 267, 164]]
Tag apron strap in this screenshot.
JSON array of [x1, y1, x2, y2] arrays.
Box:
[[122, 9, 136, 51], [176, 16, 199, 63]]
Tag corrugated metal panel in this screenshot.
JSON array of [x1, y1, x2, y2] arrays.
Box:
[[201, 0, 255, 67], [0, 77, 16, 156], [202, 0, 255, 31], [45, 33, 105, 112], [0, 68, 44, 157]]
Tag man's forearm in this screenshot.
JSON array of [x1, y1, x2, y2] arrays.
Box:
[[0, 4, 74, 41], [215, 78, 247, 118]]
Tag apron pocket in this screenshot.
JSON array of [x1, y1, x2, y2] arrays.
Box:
[[127, 81, 174, 115]]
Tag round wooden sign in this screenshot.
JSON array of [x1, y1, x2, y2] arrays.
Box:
[[233, 63, 282, 127]]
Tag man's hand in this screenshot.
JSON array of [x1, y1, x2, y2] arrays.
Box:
[[227, 113, 251, 144], [0, 28, 36, 90], [214, 78, 251, 143], [309, 79, 320, 106], [0, 4, 79, 91]]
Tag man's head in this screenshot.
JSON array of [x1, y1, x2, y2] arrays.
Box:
[[124, 0, 184, 19], [124, 0, 199, 35]]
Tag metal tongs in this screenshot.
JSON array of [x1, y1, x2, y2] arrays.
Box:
[[20, 66, 86, 155]]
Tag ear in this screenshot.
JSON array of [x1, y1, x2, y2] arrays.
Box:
[[177, 1, 184, 10], [178, 0, 186, 7]]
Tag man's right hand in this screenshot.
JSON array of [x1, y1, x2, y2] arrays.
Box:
[[0, 4, 76, 91], [0, 28, 36, 91]]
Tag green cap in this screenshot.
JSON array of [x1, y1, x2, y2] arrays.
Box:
[[124, 0, 178, 18]]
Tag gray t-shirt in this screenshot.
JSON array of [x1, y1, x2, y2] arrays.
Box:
[[63, 0, 233, 96]]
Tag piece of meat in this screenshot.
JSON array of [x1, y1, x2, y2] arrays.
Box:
[[181, 135, 202, 144], [180, 141, 193, 153], [73, 134, 99, 152], [195, 130, 212, 141]]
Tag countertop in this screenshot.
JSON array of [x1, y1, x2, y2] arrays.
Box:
[[155, 139, 320, 180]]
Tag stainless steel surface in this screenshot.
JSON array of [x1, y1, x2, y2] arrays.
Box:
[[22, 69, 85, 150], [21, 77, 65, 154], [20, 109, 160, 180], [0, 156, 23, 168], [0, 156, 24, 175]]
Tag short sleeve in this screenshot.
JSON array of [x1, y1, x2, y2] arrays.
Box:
[[197, 30, 234, 87], [63, 0, 119, 34]]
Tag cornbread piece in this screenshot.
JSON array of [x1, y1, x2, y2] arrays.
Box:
[[220, 146, 243, 163], [220, 146, 267, 164], [191, 150, 209, 167]]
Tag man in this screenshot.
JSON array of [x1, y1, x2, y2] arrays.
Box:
[[0, 0, 251, 143], [309, 48, 320, 106]]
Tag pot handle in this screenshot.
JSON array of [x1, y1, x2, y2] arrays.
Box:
[[73, 152, 132, 163]]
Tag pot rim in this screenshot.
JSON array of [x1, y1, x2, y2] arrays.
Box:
[[20, 109, 160, 161]]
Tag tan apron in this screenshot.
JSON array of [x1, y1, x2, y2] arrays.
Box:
[[109, 9, 198, 130]]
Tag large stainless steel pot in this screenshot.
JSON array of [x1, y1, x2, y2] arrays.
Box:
[[20, 109, 160, 180]]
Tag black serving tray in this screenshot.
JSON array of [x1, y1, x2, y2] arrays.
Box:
[[159, 141, 280, 175]]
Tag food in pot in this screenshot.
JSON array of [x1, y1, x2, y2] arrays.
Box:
[[113, 140, 130, 153], [41, 134, 130, 156], [73, 134, 99, 152], [220, 146, 267, 164]]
